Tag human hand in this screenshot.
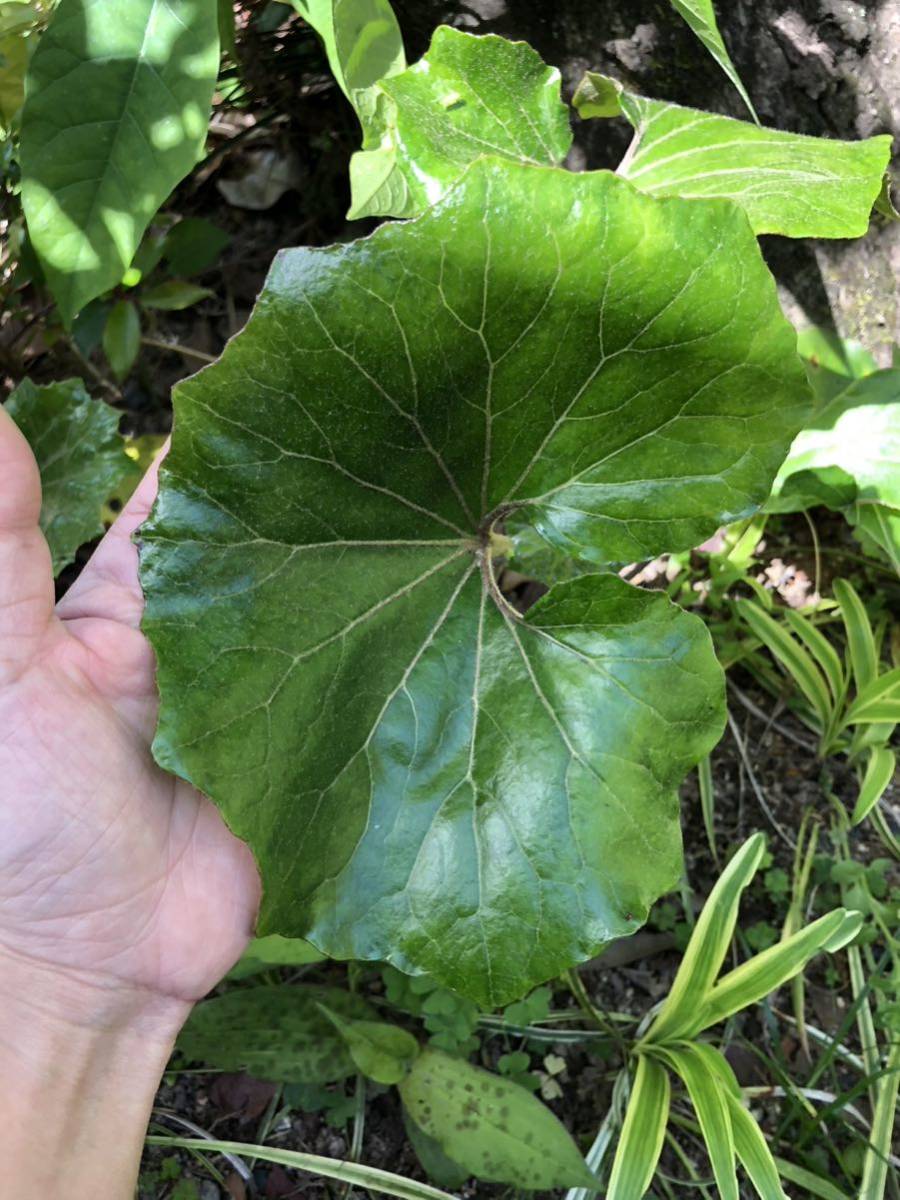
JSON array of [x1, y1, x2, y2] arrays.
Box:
[[0, 405, 260, 1017]]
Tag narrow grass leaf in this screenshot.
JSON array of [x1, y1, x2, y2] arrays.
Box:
[[834, 578, 878, 692], [691, 1044, 787, 1200], [644, 833, 766, 1043], [783, 610, 845, 705], [606, 1054, 670, 1200], [735, 600, 832, 726], [851, 746, 897, 825], [145, 1136, 458, 1200], [858, 1041, 900, 1200], [690, 909, 863, 1035], [651, 1044, 738, 1200], [842, 667, 900, 727], [774, 1159, 851, 1200]]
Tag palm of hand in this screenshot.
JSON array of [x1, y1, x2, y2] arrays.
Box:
[[0, 412, 259, 1004]]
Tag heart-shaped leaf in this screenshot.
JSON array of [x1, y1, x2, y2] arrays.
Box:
[[5, 377, 135, 573], [177, 984, 376, 1083], [141, 158, 810, 1006]]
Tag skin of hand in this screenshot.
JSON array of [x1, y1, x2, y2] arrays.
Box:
[[0, 405, 261, 1196]]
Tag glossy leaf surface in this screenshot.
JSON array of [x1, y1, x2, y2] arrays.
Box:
[[5, 377, 134, 573], [177, 984, 376, 1083], [349, 27, 571, 218], [20, 0, 219, 321], [141, 159, 810, 1006], [399, 1048, 596, 1189], [573, 74, 890, 239]]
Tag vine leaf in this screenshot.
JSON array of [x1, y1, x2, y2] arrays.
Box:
[[20, 0, 220, 322], [5, 377, 135, 573], [348, 26, 572, 218], [574, 74, 891, 240], [665, 0, 756, 120], [141, 158, 810, 1006]]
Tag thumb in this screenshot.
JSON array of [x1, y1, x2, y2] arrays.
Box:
[[0, 405, 55, 679]]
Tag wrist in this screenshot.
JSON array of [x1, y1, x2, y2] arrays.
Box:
[[0, 947, 191, 1199]]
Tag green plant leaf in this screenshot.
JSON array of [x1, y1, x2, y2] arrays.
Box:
[[665, 0, 756, 118], [851, 746, 897, 826], [693, 1044, 788, 1200], [398, 1047, 596, 1190], [161, 217, 230, 277], [349, 26, 572, 218], [645, 833, 766, 1044], [651, 1044, 737, 1200], [291, 0, 404, 138], [573, 74, 890, 239], [319, 1007, 420, 1084], [226, 933, 325, 981], [782, 610, 845, 706], [102, 298, 141, 380], [834, 577, 879, 693], [177, 984, 377, 1083], [606, 1054, 670, 1200], [140, 159, 810, 1007], [141, 279, 213, 311], [734, 599, 832, 727], [146, 1135, 459, 1200], [770, 373, 900, 570], [403, 1110, 470, 1190], [4, 377, 134, 573], [688, 908, 863, 1035], [841, 667, 900, 727], [20, 0, 220, 321], [773, 1159, 851, 1200]]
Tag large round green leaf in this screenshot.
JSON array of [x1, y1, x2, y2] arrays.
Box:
[[141, 159, 810, 1006]]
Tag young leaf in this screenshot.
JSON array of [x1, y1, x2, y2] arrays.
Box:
[[161, 217, 230, 277], [349, 27, 572, 218], [140, 159, 810, 1007], [650, 1044, 738, 1200], [398, 1047, 597, 1189], [20, 0, 220, 322], [665, 0, 756, 119], [102, 298, 141, 381], [606, 1055, 670, 1200], [177, 984, 377, 1083], [318, 1006, 420, 1084], [851, 746, 897, 825], [4, 377, 134, 573], [227, 933, 325, 981], [644, 833, 766, 1044], [573, 74, 890, 240], [689, 908, 863, 1035]]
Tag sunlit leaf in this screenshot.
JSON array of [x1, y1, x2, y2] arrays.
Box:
[[20, 0, 220, 321], [349, 27, 571, 218], [573, 74, 890, 239], [140, 159, 810, 1006]]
